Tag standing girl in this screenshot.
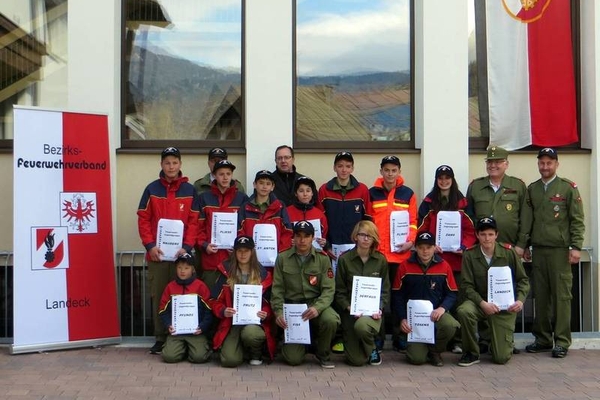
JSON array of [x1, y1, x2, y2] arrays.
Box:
[[286, 176, 328, 250]]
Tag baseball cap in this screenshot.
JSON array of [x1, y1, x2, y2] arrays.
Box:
[[537, 147, 558, 160], [486, 145, 508, 160], [174, 252, 195, 267], [208, 147, 228, 160], [161, 147, 181, 160], [415, 232, 435, 246], [334, 151, 354, 164], [380, 155, 401, 168], [435, 165, 454, 178], [293, 176, 317, 193], [254, 169, 274, 182], [293, 220, 315, 235], [233, 235, 255, 250], [212, 160, 236, 173], [476, 217, 497, 231]]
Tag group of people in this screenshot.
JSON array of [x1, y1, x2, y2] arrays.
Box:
[[136, 143, 584, 368]]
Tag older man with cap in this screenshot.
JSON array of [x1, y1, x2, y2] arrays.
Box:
[[271, 220, 340, 368], [456, 217, 529, 366], [194, 147, 246, 195], [524, 148, 585, 359]]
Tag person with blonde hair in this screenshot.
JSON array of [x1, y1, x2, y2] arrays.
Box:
[[335, 220, 390, 366]]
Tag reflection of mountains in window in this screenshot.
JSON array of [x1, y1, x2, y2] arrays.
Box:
[[296, 72, 410, 141], [126, 46, 241, 141]]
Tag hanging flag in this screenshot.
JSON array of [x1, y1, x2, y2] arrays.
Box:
[[12, 106, 120, 354], [486, 0, 577, 150]]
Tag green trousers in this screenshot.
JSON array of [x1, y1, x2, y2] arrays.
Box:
[[220, 325, 266, 368], [340, 313, 381, 366], [148, 260, 176, 341], [531, 247, 572, 349], [162, 334, 211, 363], [406, 312, 459, 365], [456, 299, 516, 364], [281, 307, 340, 366]]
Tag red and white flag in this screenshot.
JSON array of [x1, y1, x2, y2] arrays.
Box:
[[486, 0, 577, 150], [13, 107, 119, 353]]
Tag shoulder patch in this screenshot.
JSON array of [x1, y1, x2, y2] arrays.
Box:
[[327, 268, 334, 279], [570, 181, 578, 188], [498, 242, 512, 250]]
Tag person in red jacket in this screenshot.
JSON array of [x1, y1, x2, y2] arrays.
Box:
[[197, 160, 248, 291], [238, 170, 293, 268], [137, 147, 200, 355], [369, 155, 417, 351], [286, 176, 328, 250], [158, 253, 213, 363], [211, 235, 275, 367]]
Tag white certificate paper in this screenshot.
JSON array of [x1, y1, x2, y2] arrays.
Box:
[[292, 218, 323, 251], [390, 210, 410, 250], [253, 224, 278, 267], [488, 266, 515, 311], [283, 303, 311, 344], [350, 276, 382, 316], [232, 284, 262, 325], [407, 299, 435, 344], [436, 211, 462, 251], [157, 218, 184, 261], [211, 212, 238, 250], [172, 294, 198, 335], [331, 243, 354, 275]]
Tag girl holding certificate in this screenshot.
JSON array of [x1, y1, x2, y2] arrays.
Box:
[[211, 236, 276, 367], [335, 221, 390, 367], [286, 176, 328, 250]]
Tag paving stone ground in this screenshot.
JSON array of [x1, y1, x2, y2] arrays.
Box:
[[1, 345, 600, 400]]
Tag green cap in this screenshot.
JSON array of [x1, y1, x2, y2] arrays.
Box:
[[486, 145, 508, 160]]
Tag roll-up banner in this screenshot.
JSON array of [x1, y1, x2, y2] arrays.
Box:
[[12, 106, 120, 354]]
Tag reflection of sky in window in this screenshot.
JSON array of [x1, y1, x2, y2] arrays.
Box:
[[134, 0, 241, 71], [297, 0, 410, 76]]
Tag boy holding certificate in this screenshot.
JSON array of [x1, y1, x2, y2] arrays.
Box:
[[335, 221, 390, 366], [211, 236, 276, 367], [137, 147, 200, 355], [392, 232, 460, 367], [456, 217, 530, 366], [197, 160, 248, 290], [158, 254, 213, 363]]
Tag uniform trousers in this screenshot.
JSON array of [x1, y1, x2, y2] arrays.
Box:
[[220, 325, 266, 367], [162, 334, 211, 363], [406, 313, 459, 365], [456, 299, 516, 364], [340, 313, 381, 366], [148, 260, 176, 341]]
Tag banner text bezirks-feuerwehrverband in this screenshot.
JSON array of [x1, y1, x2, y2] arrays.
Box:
[[16, 158, 107, 170]]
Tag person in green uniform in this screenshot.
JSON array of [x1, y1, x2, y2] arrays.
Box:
[[524, 148, 585, 359], [335, 220, 390, 366], [193, 147, 246, 196], [271, 220, 340, 368], [456, 217, 530, 366]]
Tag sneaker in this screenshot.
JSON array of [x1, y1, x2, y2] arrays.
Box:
[[428, 352, 443, 367], [249, 359, 263, 366], [369, 349, 382, 366], [525, 342, 553, 353], [451, 344, 463, 354], [457, 352, 480, 367], [149, 340, 164, 355], [319, 358, 335, 369], [393, 338, 408, 353], [551, 346, 568, 358], [331, 342, 344, 354]]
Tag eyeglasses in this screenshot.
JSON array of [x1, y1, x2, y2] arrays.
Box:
[[356, 233, 374, 240], [276, 155, 293, 162]]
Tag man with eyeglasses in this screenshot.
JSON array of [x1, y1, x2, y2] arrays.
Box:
[[272, 145, 304, 206]]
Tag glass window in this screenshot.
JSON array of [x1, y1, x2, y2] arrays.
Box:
[[294, 0, 412, 147], [0, 1, 68, 144], [468, 1, 483, 141], [123, 0, 243, 147]]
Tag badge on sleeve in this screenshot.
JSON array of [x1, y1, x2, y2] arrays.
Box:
[[327, 268, 334, 279], [309, 275, 318, 286]]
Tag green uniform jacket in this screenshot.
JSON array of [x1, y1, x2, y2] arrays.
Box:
[[461, 243, 530, 306], [466, 175, 531, 248], [193, 173, 246, 196], [271, 246, 335, 317], [528, 176, 585, 249], [334, 247, 390, 312]]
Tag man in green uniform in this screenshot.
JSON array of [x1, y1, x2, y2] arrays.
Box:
[[193, 147, 246, 196], [271, 220, 340, 368], [456, 217, 530, 366], [524, 148, 585, 359]]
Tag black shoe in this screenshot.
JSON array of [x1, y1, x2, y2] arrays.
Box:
[[393, 338, 408, 353], [369, 349, 382, 366], [427, 352, 443, 367], [478, 341, 489, 355], [457, 352, 480, 367], [149, 340, 164, 355], [525, 342, 553, 353], [513, 347, 521, 354], [551, 346, 568, 358]]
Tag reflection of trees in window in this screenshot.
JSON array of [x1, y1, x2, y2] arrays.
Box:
[[123, 0, 242, 144]]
